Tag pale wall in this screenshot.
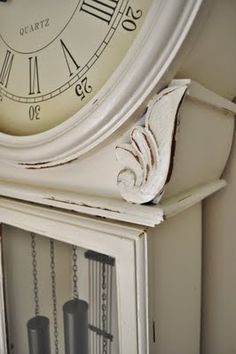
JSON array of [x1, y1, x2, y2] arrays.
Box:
[[177, 1, 236, 352], [202, 126, 236, 354]]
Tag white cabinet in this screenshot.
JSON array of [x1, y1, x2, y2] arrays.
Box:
[[0, 198, 202, 354]]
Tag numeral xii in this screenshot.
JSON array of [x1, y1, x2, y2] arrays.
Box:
[[80, 0, 119, 24]]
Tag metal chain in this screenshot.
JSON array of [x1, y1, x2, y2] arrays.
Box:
[[102, 262, 108, 354], [50, 239, 59, 354], [72, 245, 79, 299], [31, 233, 40, 316]]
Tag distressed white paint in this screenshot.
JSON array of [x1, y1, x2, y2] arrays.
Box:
[[116, 85, 187, 204], [0, 197, 204, 354], [0, 2, 235, 353], [0, 79, 234, 212], [0, 179, 224, 227], [116, 80, 236, 204]]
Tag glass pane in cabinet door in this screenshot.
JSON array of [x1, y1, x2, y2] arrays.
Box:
[[1, 225, 119, 354]]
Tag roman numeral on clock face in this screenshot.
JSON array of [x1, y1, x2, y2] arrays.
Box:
[[60, 39, 80, 77], [0, 50, 14, 88], [29, 56, 41, 95], [80, 0, 119, 24]]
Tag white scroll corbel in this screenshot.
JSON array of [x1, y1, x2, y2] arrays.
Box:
[[116, 84, 188, 204]]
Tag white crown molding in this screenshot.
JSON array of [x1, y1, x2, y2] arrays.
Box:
[[0, 179, 226, 227], [116, 84, 187, 204]]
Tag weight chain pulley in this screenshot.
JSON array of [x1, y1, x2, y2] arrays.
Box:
[[27, 233, 51, 354], [63, 245, 89, 354]]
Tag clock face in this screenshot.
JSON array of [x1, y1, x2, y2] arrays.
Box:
[[0, 0, 152, 136]]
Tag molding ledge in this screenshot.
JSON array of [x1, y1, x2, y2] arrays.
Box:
[[116, 84, 187, 204], [0, 179, 225, 227]]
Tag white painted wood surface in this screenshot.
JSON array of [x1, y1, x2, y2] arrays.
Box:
[[0, 198, 203, 354], [148, 203, 202, 354], [0, 80, 235, 214], [0, 2, 235, 353], [0, 179, 224, 227], [116, 85, 187, 204], [116, 80, 236, 204]]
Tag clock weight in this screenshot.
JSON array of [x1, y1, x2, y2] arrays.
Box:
[[63, 245, 89, 354], [27, 233, 51, 354]]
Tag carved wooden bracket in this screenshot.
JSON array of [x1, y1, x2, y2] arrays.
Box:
[[116, 84, 188, 204]]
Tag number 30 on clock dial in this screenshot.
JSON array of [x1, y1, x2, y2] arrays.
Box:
[[0, 0, 152, 136]]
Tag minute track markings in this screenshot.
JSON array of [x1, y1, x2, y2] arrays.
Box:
[[0, 0, 128, 103]]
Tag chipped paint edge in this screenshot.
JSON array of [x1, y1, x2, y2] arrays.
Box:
[[161, 179, 226, 219], [0, 179, 226, 227]]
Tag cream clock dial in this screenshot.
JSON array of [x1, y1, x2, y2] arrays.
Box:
[[0, 0, 152, 136], [0, 0, 204, 165]]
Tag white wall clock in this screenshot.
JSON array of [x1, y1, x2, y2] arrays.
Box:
[[0, 0, 204, 167]]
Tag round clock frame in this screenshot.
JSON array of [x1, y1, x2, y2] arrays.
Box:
[[0, 0, 204, 168]]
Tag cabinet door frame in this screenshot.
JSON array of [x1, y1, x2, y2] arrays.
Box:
[[0, 197, 148, 354]]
